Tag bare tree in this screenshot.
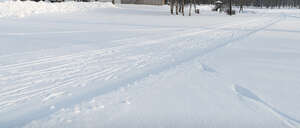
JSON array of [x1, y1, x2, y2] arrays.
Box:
[[170, 0, 199, 16], [189, 0, 198, 16], [239, 0, 244, 13]]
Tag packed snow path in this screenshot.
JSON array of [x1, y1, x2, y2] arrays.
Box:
[[1, 2, 300, 128]]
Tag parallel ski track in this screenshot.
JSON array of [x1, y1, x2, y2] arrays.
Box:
[[234, 85, 300, 128], [0, 21, 234, 103], [0, 14, 283, 128], [0, 20, 245, 105]]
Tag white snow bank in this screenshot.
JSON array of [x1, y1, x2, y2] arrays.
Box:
[[0, 1, 114, 18], [198, 5, 214, 11]]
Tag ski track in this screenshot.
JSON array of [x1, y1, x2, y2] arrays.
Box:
[[233, 85, 300, 128], [0, 13, 283, 128]]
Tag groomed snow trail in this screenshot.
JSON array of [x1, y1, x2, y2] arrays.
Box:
[[0, 16, 283, 128], [0, 3, 293, 128]]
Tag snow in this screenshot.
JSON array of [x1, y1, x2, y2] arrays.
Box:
[[0, 2, 300, 128], [0, 1, 114, 18]]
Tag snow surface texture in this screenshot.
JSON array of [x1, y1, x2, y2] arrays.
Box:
[[0, 1, 114, 18], [0, 2, 300, 128]]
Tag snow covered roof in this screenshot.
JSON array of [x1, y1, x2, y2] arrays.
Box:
[[215, 1, 223, 4]]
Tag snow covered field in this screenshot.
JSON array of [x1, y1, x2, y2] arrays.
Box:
[[0, 1, 300, 128]]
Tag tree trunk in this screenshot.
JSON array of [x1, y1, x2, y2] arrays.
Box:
[[176, 0, 179, 15], [229, 0, 232, 15], [170, 0, 174, 14], [239, 0, 244, 13], [182, 0, 185, 16], [194, 0, 198, 14], [189, 0, 192, 16]]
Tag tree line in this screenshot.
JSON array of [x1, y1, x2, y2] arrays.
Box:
[[181, 0, 300, 8], [166, 0, 300, 16]]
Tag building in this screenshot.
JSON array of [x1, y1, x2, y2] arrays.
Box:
[[119, 0, 166, 5]]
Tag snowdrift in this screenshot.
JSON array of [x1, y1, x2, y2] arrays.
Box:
[[0, 1, 114, 18]]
